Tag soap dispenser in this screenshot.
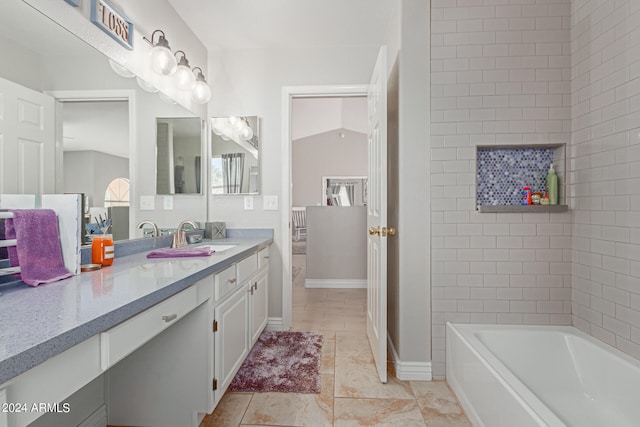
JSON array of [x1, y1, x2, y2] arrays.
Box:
[[547, 163, 558, 205]]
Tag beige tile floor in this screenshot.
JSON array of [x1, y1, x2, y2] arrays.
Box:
[[201, 254, 471, 427]]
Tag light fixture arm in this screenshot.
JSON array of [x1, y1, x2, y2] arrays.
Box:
[[144, 29, 170, 49], [175, 50, 190, 67], [192, 67, 207, 82]]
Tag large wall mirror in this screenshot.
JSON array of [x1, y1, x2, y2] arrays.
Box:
[[156, 117, 204, 195], [211, 116, 261, 194], [322, 176, 368, 206], [0, 1, 204, 243]]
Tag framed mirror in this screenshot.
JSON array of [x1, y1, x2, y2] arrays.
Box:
[[211, 116, 260, 194], [156, 117, 204, 194], [0, 0, 206, 244], [322, 176, 368, 206]]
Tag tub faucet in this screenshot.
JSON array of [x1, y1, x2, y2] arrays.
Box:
[[171, 220, 198, 248], [137, 220, 159, 237]]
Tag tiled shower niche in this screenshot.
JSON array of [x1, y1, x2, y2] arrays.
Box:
[[476, 144, 567, 213]]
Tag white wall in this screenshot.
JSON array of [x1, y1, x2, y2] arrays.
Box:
[[570, 0, 640, 359], [208, 45, 379, 318], [430, 0, 572, 378], [292, 128, 367, 207], [0, 35, 42, 91]]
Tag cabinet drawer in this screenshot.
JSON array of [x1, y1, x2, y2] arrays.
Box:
[[258, 247, 269, 268], [237, 253, 258, 284], [100, 286, 197, 370], [214, 264, 238, 301]]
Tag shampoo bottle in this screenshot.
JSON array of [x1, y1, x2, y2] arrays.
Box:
[[547, 163, 558, 205]]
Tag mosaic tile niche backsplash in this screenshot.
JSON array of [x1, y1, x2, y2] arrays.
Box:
[[476, 147, 555, 206]]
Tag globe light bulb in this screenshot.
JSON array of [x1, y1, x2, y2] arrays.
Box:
[[173, 52, 195, 91], [150, 44, 177, 76], [192, 80, 211, 104], [240, 126, 254, 141], [191, 67, 211, 104]]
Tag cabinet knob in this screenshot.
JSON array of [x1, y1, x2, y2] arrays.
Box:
[[162, 314, 177, 323], [227, 278, 237, 284]]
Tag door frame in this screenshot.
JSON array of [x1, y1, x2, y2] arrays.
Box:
[[280, 84, 368, 330], [46, 89, 136, 239]]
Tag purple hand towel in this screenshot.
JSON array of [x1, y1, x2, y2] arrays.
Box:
[[5, 209, 72, 287], [146, 246, 214, 258]]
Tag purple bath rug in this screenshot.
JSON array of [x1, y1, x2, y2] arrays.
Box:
[[229, 331, 323, 393]]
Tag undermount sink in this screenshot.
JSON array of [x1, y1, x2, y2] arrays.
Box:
[[201, 244, 237, 253]]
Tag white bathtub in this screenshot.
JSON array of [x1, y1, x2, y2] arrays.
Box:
[[446, 323, 640, 427]]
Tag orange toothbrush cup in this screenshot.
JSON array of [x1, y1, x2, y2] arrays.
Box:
[[92, 234, 114, 266]]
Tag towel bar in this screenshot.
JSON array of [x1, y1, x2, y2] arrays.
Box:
[[0, 266, 20, 276], [0, 211, 19, 276]]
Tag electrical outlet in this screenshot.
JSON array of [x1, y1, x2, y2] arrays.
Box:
[[244, 196, 254, 210], [163, 196, 173, 210], [140, 196, 155, 211], [263, 195, 278, 211]]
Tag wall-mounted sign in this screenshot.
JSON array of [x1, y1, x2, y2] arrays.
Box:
[[64, 0, 81, 7], [90, 0, 133, 50]]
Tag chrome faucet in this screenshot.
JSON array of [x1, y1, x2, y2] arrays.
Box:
[[171, 220, 199, 248], [137, 220, 159, 237]]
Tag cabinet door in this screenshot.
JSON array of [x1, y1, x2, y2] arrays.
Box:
[[214, 286, 249, 403], [250, 268, 269, 345]]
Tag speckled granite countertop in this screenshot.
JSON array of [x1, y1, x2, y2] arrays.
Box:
[[0, 233, 272, 385]]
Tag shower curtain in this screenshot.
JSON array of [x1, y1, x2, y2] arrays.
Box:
[[222, 153, 245, 193]]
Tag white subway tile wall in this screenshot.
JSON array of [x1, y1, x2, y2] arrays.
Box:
[[431, 0, 572, 378], [570, 0, 640, 360]]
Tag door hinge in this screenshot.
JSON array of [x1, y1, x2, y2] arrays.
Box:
[[213, 320, 218, 332], [212, 378, 218, 390]]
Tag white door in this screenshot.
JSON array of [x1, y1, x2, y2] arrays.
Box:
[[367, 46, 388, 383], [0, 76, 55, 194]]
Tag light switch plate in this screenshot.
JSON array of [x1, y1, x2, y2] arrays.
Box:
[[244, 196, 254, 210], [140, 196, 154, 211], [263, 195, 278, 211], [163, 196, 173, 210]]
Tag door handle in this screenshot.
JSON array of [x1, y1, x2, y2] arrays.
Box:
[[382, 226, 397, 237], [370, 226, 397, 236]]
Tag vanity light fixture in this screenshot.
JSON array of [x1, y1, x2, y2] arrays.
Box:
[[173, 51, 195, 91], [146, 30, 177, 76], [108, 58, 135, 78], [191, 67, 212, 104]]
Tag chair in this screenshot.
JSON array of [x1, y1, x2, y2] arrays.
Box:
[[292, 207, 307, 241]]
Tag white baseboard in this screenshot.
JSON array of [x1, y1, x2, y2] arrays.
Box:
[[266, 317, 284, 331], [78, 405, 107, 427], [388, 336, 432, 381], [304, 279, 366, 288]]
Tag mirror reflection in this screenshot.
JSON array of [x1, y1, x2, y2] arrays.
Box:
[[156, 117, 203, 194], [0, 1, 204, 243], [211, 116, 260, 194], [323, 176, 368, 207]]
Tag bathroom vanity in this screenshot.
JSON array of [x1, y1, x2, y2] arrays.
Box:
[[0, 234, 272, 427]]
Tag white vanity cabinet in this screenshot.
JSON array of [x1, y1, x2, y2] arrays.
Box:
[[213, 281, 250, 402], [106, 278, 212, 427], [210, 245, 270, 406], [250, 247, 269, 345]]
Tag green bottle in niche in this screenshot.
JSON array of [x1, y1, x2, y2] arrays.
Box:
[[547, 163, 558, 205]]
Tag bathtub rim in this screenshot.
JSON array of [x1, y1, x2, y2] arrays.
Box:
[[447, 322, 565, 427], [446, 323, 640, 427]]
